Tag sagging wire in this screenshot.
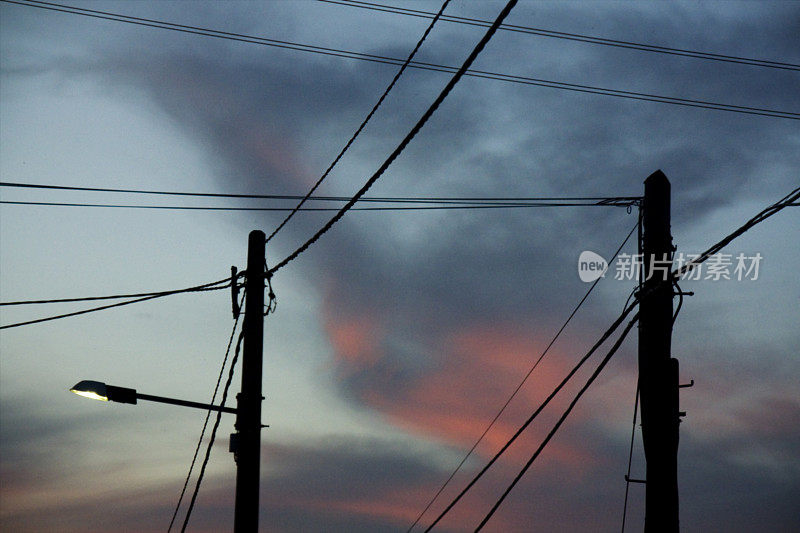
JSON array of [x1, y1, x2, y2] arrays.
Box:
[[180, 328, 246, 532], [409, 220, 639, 531], [474, 312, 641, 531], [620, 276, 689, 531], [620, 382, 641, 532], [169, 289, 246, 531]]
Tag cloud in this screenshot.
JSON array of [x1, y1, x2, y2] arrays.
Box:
[[255, 436, 619, 532], [2, 1, 798, 530]]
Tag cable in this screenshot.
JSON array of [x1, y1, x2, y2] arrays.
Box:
[[475, 313, 640, 531], [4, 1, 797, 120], [0, 276, 234, 328], [1, 180, 318, 200], [618, 283, 684, 532], [179, 272, 276, 531], [671, 186, 800, 280], [268, 0, 519, 276], [424, 300, 640, 531], [0, 273, 241, 306], [623, 183, 799, 311], [0, 199, 640, 211], [322, 0, 800, 71], [0, 286, 222, 306], [449, 68, 798, 120], [0, 182, 641, 204], [264, 0, 451, 244], [168, 290, 245, 532], [620, 196, 645, 533], [407, 221, 638, 531], [0, 181, 643, 204], [620, 383, 640, 533], [621, 285, 638, 315], [180, 329, 245, 532]]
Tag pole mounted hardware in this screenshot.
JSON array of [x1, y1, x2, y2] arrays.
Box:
[[231, 266, 241, 319]]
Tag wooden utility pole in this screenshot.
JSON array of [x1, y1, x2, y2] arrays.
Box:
[[638, 171, 679, 531], [234, 230, 265, 533]]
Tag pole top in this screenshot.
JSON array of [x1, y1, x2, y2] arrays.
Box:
[[644, 169, 670, 186]]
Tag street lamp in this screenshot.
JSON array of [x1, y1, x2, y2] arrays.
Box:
[[69, 230, 266, 533], [70, 379, 237, 414]]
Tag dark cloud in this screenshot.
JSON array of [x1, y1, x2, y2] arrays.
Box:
[[680, 432, 800, 532], [250, 433, 640, 532], [0, 398, 120, 484]]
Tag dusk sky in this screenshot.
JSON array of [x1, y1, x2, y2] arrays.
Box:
[[1, 1, 798, 531]]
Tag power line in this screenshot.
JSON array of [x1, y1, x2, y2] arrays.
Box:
[[1, 289, 191, 306], [424, 300, 640, 531], [265, 0, 452, 245], [0, 199, 639, 211], [180, 329, 245, 532], [0, 181, 643, 205], [179, 276, 275, 532], [268, 0, 520, 276], [0, 276, 234, 329], [1, 180, 359, 200], [4, 1, 798, 120], [168, 290, 245, 532], [671, 186, 800, 280], [446, 68, 798, 120], [620, 383, 641, 533], [407, 220, 638, 531], [0, 278, 238, 306], [322, 0, 800, 71], [475, 313, 640, 531]]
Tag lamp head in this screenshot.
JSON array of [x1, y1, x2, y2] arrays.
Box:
[[70, 381, 137, 404], [70, 380, 109, 401]]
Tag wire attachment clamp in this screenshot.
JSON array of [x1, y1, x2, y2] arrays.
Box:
[[231, 266, 241, 319], [264, 259, 277, 316]]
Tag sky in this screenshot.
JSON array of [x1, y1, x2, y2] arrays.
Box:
[[1, 0, 798, 531]]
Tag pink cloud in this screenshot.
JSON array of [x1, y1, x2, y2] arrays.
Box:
[[323, 309, 607, 473]]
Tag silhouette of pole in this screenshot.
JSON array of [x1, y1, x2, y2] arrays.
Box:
[[234, 230, 265, 532], [639, 171, 679, 531]]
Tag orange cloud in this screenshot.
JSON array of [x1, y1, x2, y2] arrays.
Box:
[[319, 277, 621, 480], [357, 324, 602, 473], [326, 315, 381, 367], [320, 281, 388, 371]]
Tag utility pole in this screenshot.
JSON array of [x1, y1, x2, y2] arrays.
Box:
[[233, 230, 266, 533], [638, 170, 679, 531]]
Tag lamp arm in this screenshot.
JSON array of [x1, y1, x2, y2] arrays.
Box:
[[135, 392, 238, 415]]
